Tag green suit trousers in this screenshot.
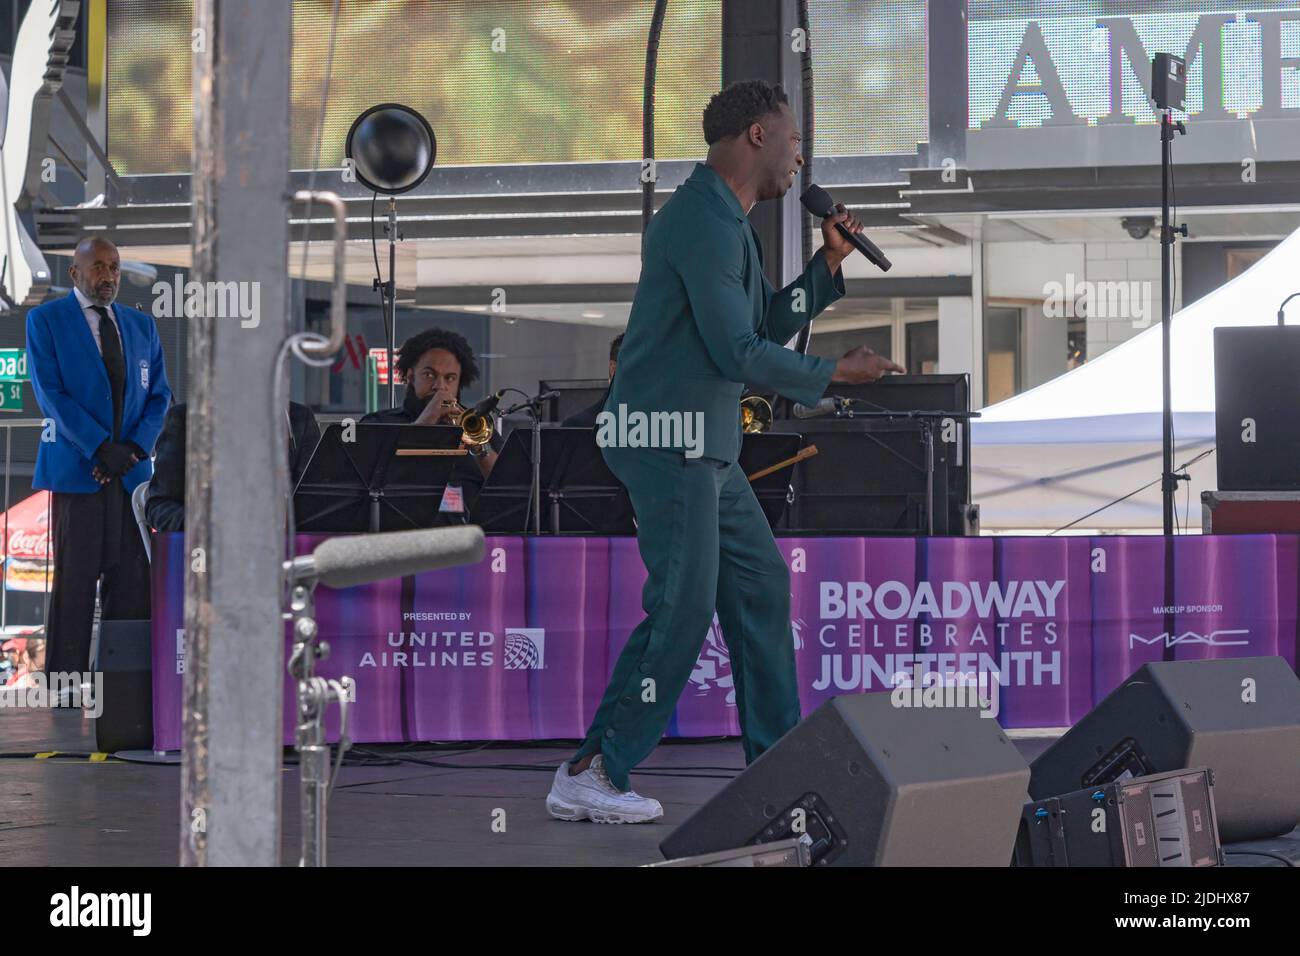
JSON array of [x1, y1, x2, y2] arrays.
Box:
[[571, 445, 800, 791]]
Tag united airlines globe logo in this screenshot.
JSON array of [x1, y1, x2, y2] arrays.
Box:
[[504, 628, 546, 670]]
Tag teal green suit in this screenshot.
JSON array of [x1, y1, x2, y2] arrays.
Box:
[[573, 163, 844, 792]]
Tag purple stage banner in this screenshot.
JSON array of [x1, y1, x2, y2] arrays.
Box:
[[150, 533, 1300, 750]]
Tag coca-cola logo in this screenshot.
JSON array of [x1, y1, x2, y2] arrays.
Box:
[[6, 528, 49, 558]]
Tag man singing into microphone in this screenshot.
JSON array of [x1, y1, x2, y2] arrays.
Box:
[[546, 80, 902, 823]]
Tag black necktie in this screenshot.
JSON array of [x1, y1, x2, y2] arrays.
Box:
[[93, 304, 125, 442]]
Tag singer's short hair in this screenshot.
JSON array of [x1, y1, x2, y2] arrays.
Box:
[[397, 327, 480, 390], [702, 80, 790, 145], [610, 332, 625, 363]]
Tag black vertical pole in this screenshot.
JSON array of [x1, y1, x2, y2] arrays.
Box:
[[1160, 110, 1174, 536], [387, 197, 398, 409], [643, 1, 668, 241]]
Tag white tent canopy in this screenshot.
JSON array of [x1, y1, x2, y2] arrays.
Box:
[[971, 227, 1300, 531]]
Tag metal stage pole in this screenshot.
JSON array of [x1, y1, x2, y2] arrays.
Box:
[[386, 197, 398, 409], [184, 0, 293, 867], [1160, 109, 1174, 536], [1159, 108, 1187, 536]]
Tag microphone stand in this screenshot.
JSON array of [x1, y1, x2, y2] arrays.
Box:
[[285, 569, 352, 868], [503, 391, 557, 535], [281, 525, 484, 866]]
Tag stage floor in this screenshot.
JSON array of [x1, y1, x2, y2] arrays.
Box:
[[0, 711, 1292, 866]]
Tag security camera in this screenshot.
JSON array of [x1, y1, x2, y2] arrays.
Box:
[[1121, 216, 1154, 240]]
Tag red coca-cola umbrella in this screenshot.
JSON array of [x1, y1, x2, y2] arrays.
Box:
[[0, 491, 53, 591]]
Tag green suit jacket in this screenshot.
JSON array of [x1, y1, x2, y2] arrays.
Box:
[[603, 162, 842, 464]]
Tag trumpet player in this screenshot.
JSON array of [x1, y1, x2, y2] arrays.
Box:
[[361, 327, 500, 484]]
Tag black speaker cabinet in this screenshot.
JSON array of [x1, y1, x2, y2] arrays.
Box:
[[1030, 657, 1300, 842], [93, 619, 154, 754], [769, 418, 974, 535], [1015, 768, 1224, 867], [660, 693, 1030, 866], [1213, 326, 1300, 491]]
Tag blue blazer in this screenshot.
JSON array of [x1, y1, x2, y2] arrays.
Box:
[[26, 291, 172, 494]]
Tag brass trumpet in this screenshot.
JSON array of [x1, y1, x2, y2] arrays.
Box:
[[740, 395, 772, 434], [441, 399, 495, 447]]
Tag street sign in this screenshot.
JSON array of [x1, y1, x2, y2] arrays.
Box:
[[0, 382, 23, 412], [0, 349, 28, 382], [368, 347, 398, 385]]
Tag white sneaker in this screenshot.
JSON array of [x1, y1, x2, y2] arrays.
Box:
[[546, 754, 664, 824]]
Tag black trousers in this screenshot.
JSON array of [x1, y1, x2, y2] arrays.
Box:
[[46, 484, 150, 675]]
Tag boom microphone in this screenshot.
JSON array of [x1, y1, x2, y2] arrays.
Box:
[[800, 184, 892, 272], [470, 389, 506, 417], [791, 397, 843, 419], [288, 526, 486, 589]]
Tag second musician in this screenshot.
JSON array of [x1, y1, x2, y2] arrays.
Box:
[[362, 327, 502, 518]]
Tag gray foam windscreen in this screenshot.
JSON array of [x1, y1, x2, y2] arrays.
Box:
[[306, 525, 485, 589]]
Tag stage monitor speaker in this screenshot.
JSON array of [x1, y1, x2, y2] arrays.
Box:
[[1029, 656, 1300, 842], [660, 693, 1030, 866], [1014, 768, 1223, 867], [648, 836, 812, 868], [93, 619, 154, 754], [1214, 326, 1300, 491]]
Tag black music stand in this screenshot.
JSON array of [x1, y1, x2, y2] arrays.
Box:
[[772, 405, 978, 536], [474, 427, 633, 534], [293, 423, 469, 532], [539, 379, 608, 423], [739, 432, 802, 528]]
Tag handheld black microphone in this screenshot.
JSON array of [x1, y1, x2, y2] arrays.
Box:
[[800, 184, 892, 272]]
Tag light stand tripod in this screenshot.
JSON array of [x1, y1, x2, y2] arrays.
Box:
[[1153, 53, 1188, 536], [375, 196, 401, 409]]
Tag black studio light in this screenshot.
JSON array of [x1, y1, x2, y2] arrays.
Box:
[[347, 104, 436, 405], [345, 103, 436, 194]]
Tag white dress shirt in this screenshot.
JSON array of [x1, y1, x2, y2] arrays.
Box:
[[72, 286, 122, 355]]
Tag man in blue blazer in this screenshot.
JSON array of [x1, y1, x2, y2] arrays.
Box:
[[26, 236, 171, 676]]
